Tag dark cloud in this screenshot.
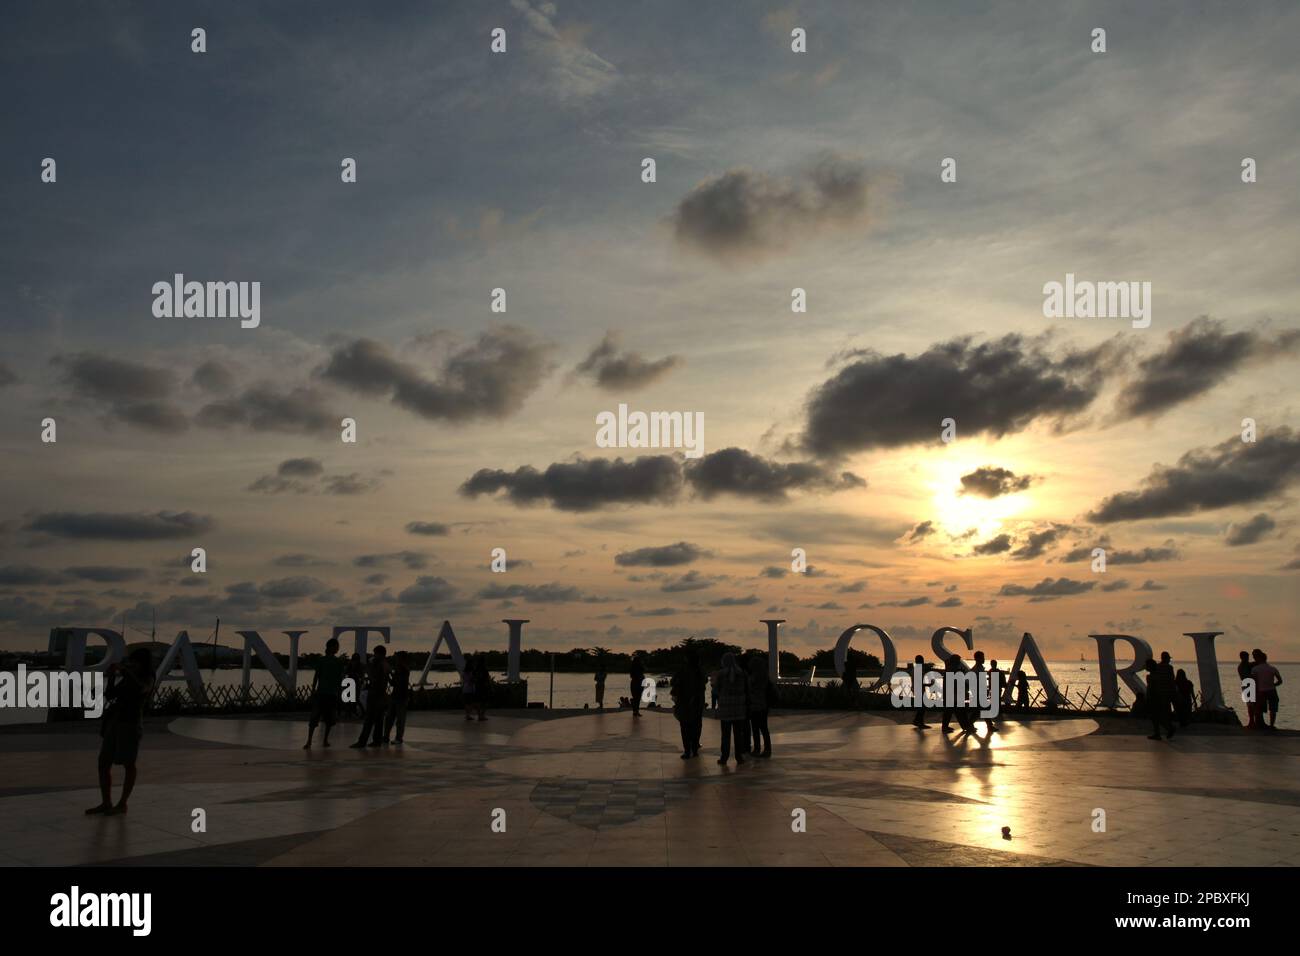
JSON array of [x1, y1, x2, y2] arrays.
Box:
[[960, 466, 1035, 498], [660, 570, 713, 592], [0, 362, 17, 387], [256, 576, 327, 600], [574, 332, 683, 390], [52, 353, 190, 433], [1060, 541, 1180, 564], [758, 566, 787, 578], [354, 551, 428, 570], [1224, 513, 1276, 547], [1117, 318, 1300, 420], [279, 458, 325, 477], [904, 520, 935, 543], [1100, 579, 1131, 592], [476, 582, 593, 603], [23, 510, 214, 541], [54, 353, 176, 403], [396, 576, 460, 605], [1087, 429, 1300, 523], [0, 565, 66, 586], [191, 358, 238, 394], [319, 326, 553, 423], [405, 521, 450, 536], [998, 577, 1096, 600], [1137, 579, 1167, 591], [322, 473, 381, 495], [798, 334, 1116, 459], [460, 448, 861, 511], [936, 596, 963, 607], [614, 542, 709, 567], [878, 596, 930, 607], [460, 455, 684, 511], [685, 448, 865, 502], [1010, 525, 1067, 560], [672, 153, 874, 260], [63, 566, 147, 583], [271, 553, 332, 567], [197, 384, 340, 436], [972, 534, 1012, 556], [709, 594, 759, 606]]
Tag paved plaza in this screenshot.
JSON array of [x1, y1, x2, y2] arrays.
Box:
[[2, 708, 1297, 867]]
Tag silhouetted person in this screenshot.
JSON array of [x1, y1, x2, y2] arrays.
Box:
[[1238, 650, 1256, 728], [737, 651, 754, 755], [1173, 668, 1194, 727], [1014, 671, 1030, 712], [988, 658, 1006, 724], [594, 661, 607, 710], [843, 660, 860, 707], [472, 655, 491, 721], [629, 657, 645, 718], [715, 652, 748, 765], [304, 637, 344, 749], [86, 648, 154, 816], [1251, 649, 1283, 731], [748, 655, 773, 758], [911, 654, 931, 729], [345, 652, 365, 718], [384, 651, 411, 744], [941, 654, 972, 733], [1144, 656, 1176, 741], [672, 647, 707, 758], [352, 646, 388, 748], [972, 650, 999, 733]]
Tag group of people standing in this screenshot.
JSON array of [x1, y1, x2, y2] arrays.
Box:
[[665, 649, 776, 764], [1237, 648, 1283, 731], [302, 640, 413, 749]]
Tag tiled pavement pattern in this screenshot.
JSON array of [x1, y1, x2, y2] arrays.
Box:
[[0, 707, 1296, 866]]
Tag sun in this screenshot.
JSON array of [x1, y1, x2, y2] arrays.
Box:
[[929, 456, 1030, 541]]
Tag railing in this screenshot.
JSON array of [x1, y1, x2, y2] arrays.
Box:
[[145, 680, 528, 716]]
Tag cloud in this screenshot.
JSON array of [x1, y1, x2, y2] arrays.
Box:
[[278, 458, 325, 478], [878, 596, 930, 607], [322, 473, 381, 495], [460, 455, 683, 511], [1224, 513, 1276, 547], [23, 510, 214, 541], [1087, 429, 1300, 522], [998, 577, 1096, 601], [797, 334, 1117, 459], [672, 153, 875, 260], [191, 358, 238, 394], [936, 596, 963, 608], [53, 353, 189, 433], [510, 0, 618, 103], [0, 565, 67, 586], [248, 459, 380, 496], [904, 520, 935, 543], [660, 570, 713, 593], [396, 576, 460, 605], [1136, 579, 1167, 591], [1116, 318, 1300, 420], [1100, 579, 1131, 592], [63, 566, 147, 583], [972, 534, 1012, 556], [461, 447, 862, 511], [1010, 525, 1067, 560], [405, 521, 450, 537], [615, 542, 709, 567], [574, 332, 683, 390], [705, 594, 759, 607], [685, 448, 865, 502], [1060, 541, 1180, 564], [960, 466, 1035, 498], [319, 326, 552, 423], [271, 553, 332, 568], [476, 582, 591, 603], [255, 576, 328, 600], [354, 551, 428, 570], [0, 362, 17, 387], [197, 384, 340, 436]]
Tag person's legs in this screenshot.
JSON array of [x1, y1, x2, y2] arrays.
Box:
[[394, 700, 408, 742], [87, 750, 113, 813], [383, 702, 396, 743], [679, 720, 691, 757], [941, 707, 954, 732], [733, 721, 746, 763], [718, 719, 732, 763], [756, 711, 771, 756], [305, 701, 319, 748], [691, 716, 703, 755], [115, 763, 137, 811]]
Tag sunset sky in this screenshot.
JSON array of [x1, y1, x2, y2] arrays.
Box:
[[2, 1, 1297, 662]]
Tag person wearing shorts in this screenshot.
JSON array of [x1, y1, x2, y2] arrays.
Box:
[[304, 638, 345, 749], [1250, 649, 1283, 730], [86, 648, 154, 816]]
